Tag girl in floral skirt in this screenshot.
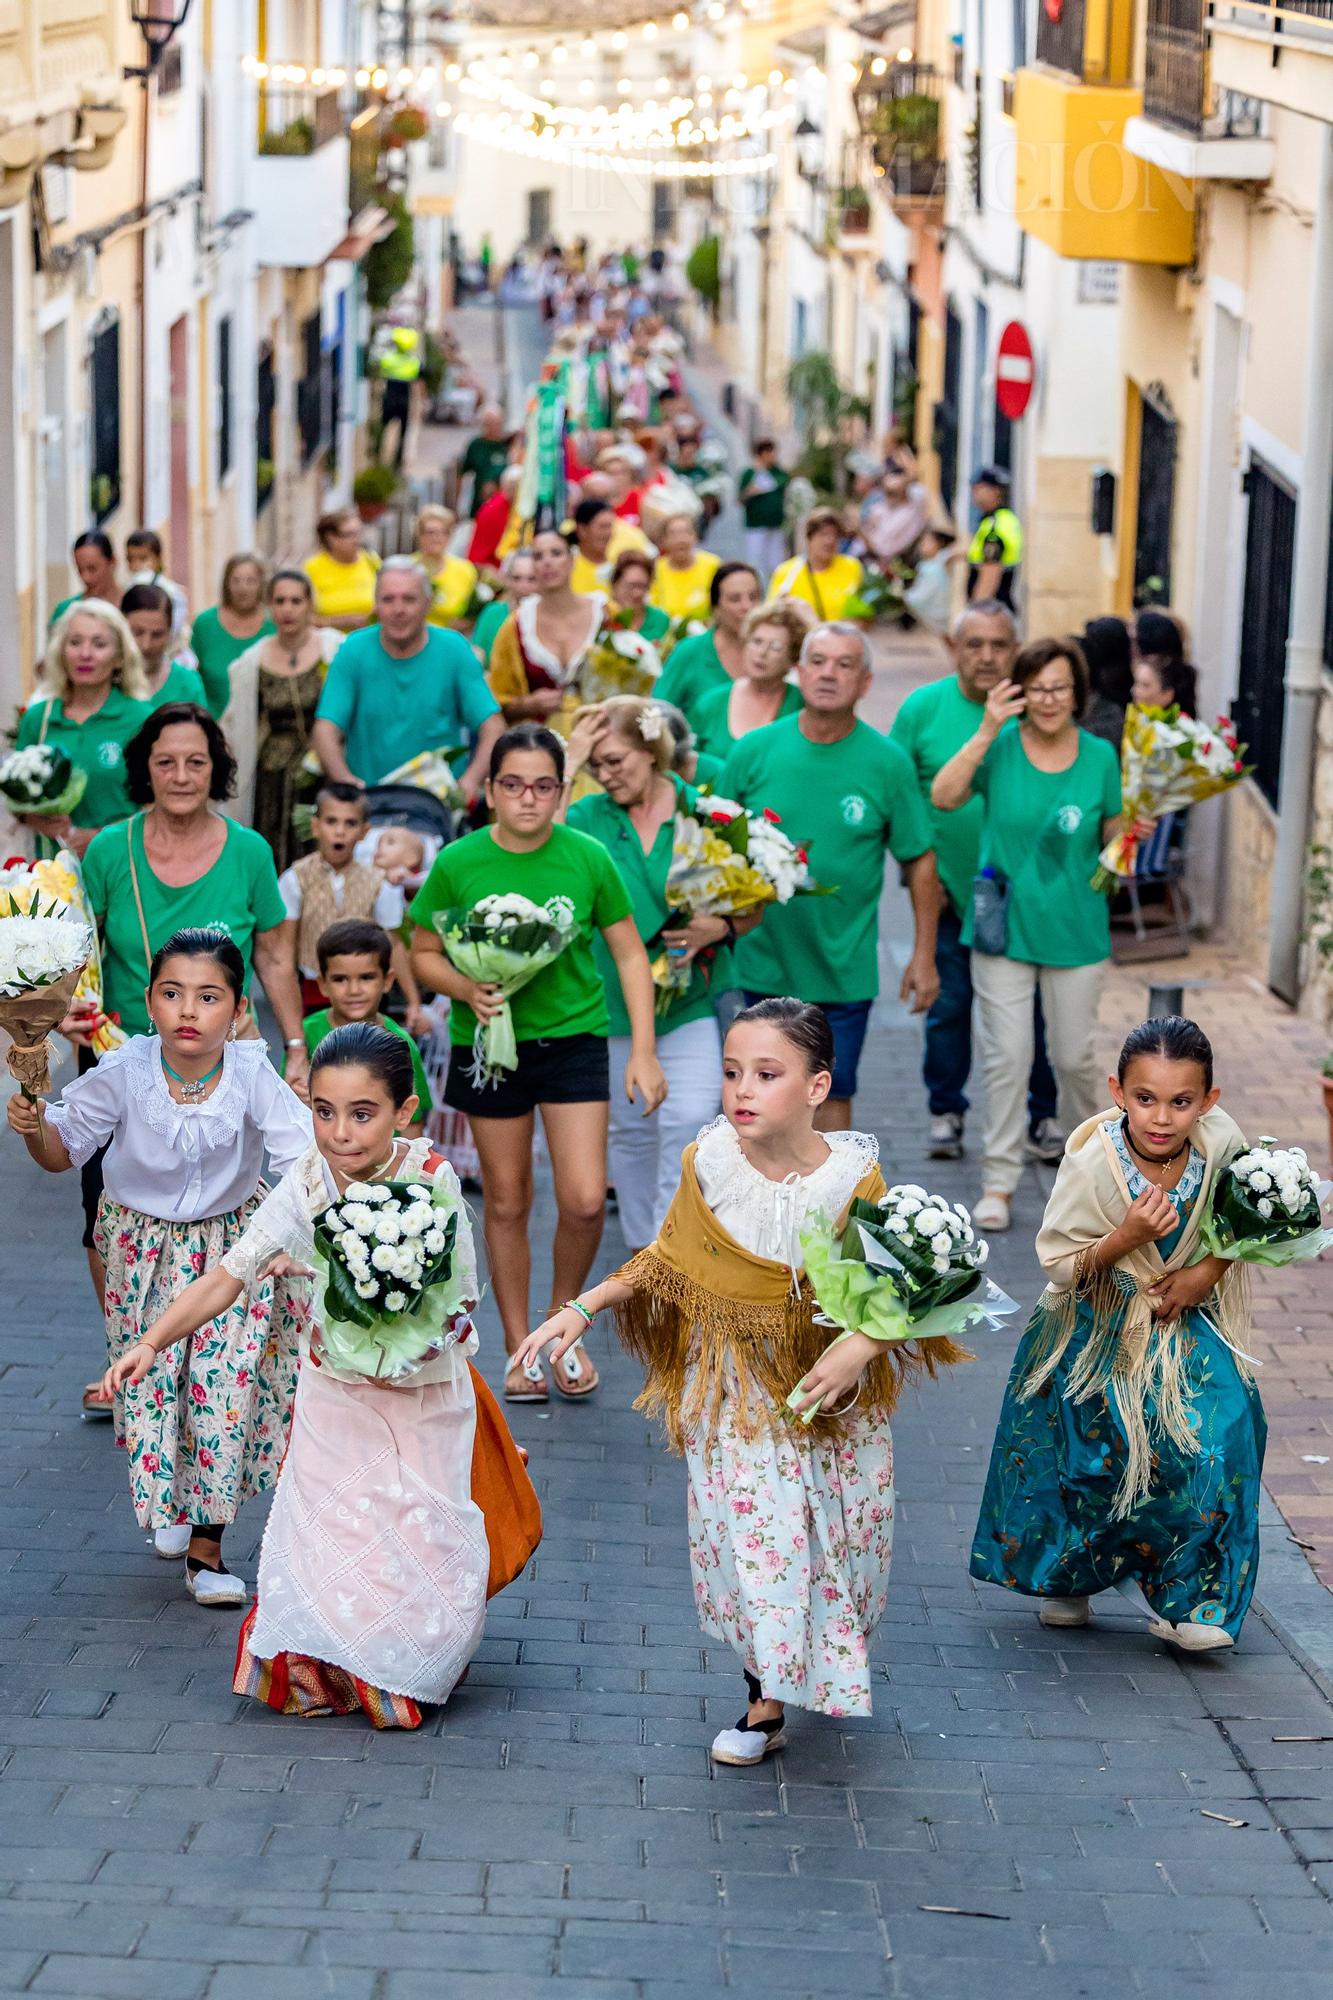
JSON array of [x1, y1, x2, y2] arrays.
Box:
[[8, 927, 310, 1604], [519, 998, 965, 1765]]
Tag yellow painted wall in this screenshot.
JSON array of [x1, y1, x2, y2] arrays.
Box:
[[1012, 71, 1195, 265]]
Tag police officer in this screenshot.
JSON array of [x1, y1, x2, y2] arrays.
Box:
[[966, 466, 1023, 609], [378, 325, 422, 469]]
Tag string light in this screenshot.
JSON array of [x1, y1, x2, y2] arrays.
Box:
[[455, 108, 775, 177]]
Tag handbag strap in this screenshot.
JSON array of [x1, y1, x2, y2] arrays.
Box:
[[125, 814, 154, 983]]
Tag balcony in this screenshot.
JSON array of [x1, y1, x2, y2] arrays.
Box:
[[252, 84, 353, 269], [1012, 67, 1195, 263], [852, 61, 946, 216], [1124, 2, 1274, 176], [0, 0, 127, 206], [1209, 1, 1333, 121]]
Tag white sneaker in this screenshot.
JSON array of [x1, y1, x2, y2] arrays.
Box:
[[185, 1565, 248, 1608], [153, 1524, 191, 1560], [1039, 1595, 1091, 1628], [1148, 1617, 1234, 1654], [1026, 1118, 1067, 1164], [928, 1113, 965, 1160], [973, 1191, 1012, 1233], [710, 1721, 787, 1767]]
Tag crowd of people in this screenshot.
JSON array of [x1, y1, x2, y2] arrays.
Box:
[[1, 251, 1272, 1767]]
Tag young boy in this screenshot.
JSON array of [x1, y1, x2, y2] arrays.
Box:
[[279, 781, 427, 1028], [300, 918, 431, 1133]]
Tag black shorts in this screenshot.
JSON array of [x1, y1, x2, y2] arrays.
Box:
[[444, 1031, 610, 1122], [76, 1045, 106, 1250]]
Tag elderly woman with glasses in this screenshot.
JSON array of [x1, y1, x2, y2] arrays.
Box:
[[931, 636, 1123, 1236]]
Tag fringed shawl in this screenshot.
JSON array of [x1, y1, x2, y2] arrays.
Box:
[[612, 1144, 969, 1450], [1020, 1105, 1251, 1516]]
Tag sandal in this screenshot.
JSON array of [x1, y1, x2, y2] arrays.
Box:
[[81, 1383, 112, 1421], [551, 1340, 599, 1399], [504, 1355, 549, 1403]]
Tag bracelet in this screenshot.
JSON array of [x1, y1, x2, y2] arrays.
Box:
[[285, 1038, 306, 1049], [564, 1297, 595, 1326]]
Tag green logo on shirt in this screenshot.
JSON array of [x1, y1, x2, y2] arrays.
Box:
[[1056, 804, 1084, 834], [545, 893, 577, 927], [98, 742, 123, 769], [840, 793, 867, 826]]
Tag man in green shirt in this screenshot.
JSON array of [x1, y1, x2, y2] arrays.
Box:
[[738, 439, 790, 581], [721, 621, 940, 1130], [890, 600, 1058, 1162], [312, 558, 503, 799], [460, 406, 513, 516]]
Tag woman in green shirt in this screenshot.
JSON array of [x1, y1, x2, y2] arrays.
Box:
[[606, 550, 671, 646], [932, 637, 1123, 1236], [692, 600, 808, 764], [122, 584, 207, 710], [189, 554, 274, 717], [16, 601, 153, 857], [410, 723, 666, 1404], [48, 530, 120, 630], [653, 562, 762, 725], [565, 697, 731, 1256]]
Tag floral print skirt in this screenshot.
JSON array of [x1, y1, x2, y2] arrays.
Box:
[[685, 1379, 895, 1718], [96, 1195, 307, 1531]]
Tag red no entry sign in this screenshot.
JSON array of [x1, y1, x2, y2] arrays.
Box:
[[996, 321, 1035, 420]]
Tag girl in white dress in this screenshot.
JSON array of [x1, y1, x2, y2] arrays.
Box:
[[521, 999, 961, 1763], [104, 1022, 503, 1730], [8, 928, 310, 1603]]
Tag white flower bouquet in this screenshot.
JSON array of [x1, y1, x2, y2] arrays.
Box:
[[1199, 1137, 1332, 1268], [658, 614, 708, 660], [789, 1185, 1016, 1424], [0, 744, 87, 819], [1094, 704, 1249, 890], [0, 880, 94, 1103], [312, 1177, 470, 1381], [580, 623, 662, 707], [434, 892, 575, 1088], [1, 856, 123, 1055]]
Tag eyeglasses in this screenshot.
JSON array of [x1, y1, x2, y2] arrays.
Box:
[[1026, 682, 1075, 703], [494, 775, 561, 799]]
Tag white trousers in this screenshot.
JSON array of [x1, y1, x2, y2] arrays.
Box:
[[744, 526, 787, 581], [969, 954, 1108, 1196], [610, 1015, 723, 1251]]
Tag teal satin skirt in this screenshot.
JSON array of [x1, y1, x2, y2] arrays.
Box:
[[970, 1301, 1266, 1638]]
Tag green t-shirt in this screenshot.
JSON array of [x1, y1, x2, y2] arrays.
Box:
[[82, 813, 288, 1037], [409, 824, 633, 1046], [190, 607, 275, 717], [693, 680, 803, 764], [965, 727, 1122, 968], [635, 605, 671, 644], [691, 749, 726, 792], [15, 689, 155, 831], [315, 626, 499, 786], [471, 598, 509, 662], [655, 630, 727, 724], [721, 717, 933, 1003], [300, 1008, 430, 1120], [147, 660, 208, 711], [738, 466, 790, 530], [567, 777, 714, 1038], [461, 436, 511, 511], [889, 675, 993, 919]]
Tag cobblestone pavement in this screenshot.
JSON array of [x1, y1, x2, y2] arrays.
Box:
[[2, 647, 1333, 1998]]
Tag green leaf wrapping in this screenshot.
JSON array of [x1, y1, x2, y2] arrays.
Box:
[[311, 1183, 466, 1380], [1197, 1169, 1332, 1267]]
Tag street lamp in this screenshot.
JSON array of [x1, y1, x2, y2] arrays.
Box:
[[126, 0, 195, 77], [794, 114, 824, 186]]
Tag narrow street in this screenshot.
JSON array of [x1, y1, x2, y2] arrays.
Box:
[[2, 630, 1333, 1998]]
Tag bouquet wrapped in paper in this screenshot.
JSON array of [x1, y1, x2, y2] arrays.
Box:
[[579, 624, 662, 707], [790, 1185, 1014, 1423], [434, 892, 575, 1088], [1198, 1137, 1332, 1268], [1094, 704, 1249, 890], [312, 1178, 470, 1382], [0, 744, 87, 820], [0, 880, 94, 1102], [1, 855, 123, 1055]]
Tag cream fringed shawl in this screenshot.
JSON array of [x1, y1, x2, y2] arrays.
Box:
[[1020, 1104, 1251, 1516]]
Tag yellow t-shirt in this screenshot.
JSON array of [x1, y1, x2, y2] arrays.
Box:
[[423, 553, 479, 623], [608, 520, 652, 561], [303, 549, 381, 621], [769, 553, 864, 621], [650, 551, 721, 623], [570, 551, 608, 596]]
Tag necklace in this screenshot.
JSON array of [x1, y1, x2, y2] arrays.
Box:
[[1122, 1117, 1190, 1181], [161, 1055, 224, 1104]]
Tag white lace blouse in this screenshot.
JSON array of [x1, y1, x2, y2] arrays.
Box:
[[221, 1136, 480, 1387], [691, 1116, 880, 1274], [44, 1037, 311, 1223], [516, 591, 606, 686]]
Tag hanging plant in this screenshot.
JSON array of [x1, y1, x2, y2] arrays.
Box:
[[387, 104, 430, 146], [364, 190, 415, 310], [685, 236, 721, 311]]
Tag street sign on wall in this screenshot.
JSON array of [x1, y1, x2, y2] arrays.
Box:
[[996, 321, 1035, 421]]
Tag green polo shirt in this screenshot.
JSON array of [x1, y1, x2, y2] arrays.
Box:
[[147, 660, 208, 711], [189, 607, 275, 716], [655, 630, 727, 725], [315, 626, 499, 786], [890, 675, 995, 920], [567, 777, 715, 1039], [15, 689, 156, 830], [692, 680, 803, 765]]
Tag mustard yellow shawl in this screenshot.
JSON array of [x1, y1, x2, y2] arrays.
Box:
[[1021, 1105, 1251, 1513], [613, 1142, 968, 1450]]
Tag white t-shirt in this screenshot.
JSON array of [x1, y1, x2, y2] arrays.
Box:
[[278, 865, 405, 976]]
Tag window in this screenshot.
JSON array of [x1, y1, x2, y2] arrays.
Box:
[[255, 340, 275, 513], [1235, 458, 1297, 808], [217, 314, 233, 482], [297, 310, 323, 467], [89, 313, 121, 522], [527, 189, 552, 245]]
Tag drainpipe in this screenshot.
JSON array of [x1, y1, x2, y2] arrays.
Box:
[[1267, 122, 1333, 1004]]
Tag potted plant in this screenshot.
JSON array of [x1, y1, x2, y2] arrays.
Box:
[[387, 103, 430, 146], [838, 185, 871, 233], [353, 463, 397, 521]]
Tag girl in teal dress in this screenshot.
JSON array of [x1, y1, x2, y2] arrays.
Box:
[[971, 1017, 1266, 1654]]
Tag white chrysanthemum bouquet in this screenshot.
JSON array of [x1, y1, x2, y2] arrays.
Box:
[[1094, 705, 1249, 890], [434, 892, 575, 1088], [0, 744, 87, 818], [312, 1178, 470, 1381], [1199, 1137, 1332, 1268], [0, 876, 93, 1107], [581, 622, 662, 706], [2, 856, 123, 1055]]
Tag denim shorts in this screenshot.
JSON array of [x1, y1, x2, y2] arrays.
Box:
[[742, 995, 873, 1101], [444, 1030, 610, 1121]]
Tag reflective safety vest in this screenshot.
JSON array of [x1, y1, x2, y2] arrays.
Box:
[[380, 336, 421, 383], [967, 506, 1023, 568]]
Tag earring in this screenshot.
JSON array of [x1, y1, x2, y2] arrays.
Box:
[[228, 1020, 238, 1042]]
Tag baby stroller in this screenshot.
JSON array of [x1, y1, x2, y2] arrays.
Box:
[[357, 778, 460, 1027]]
